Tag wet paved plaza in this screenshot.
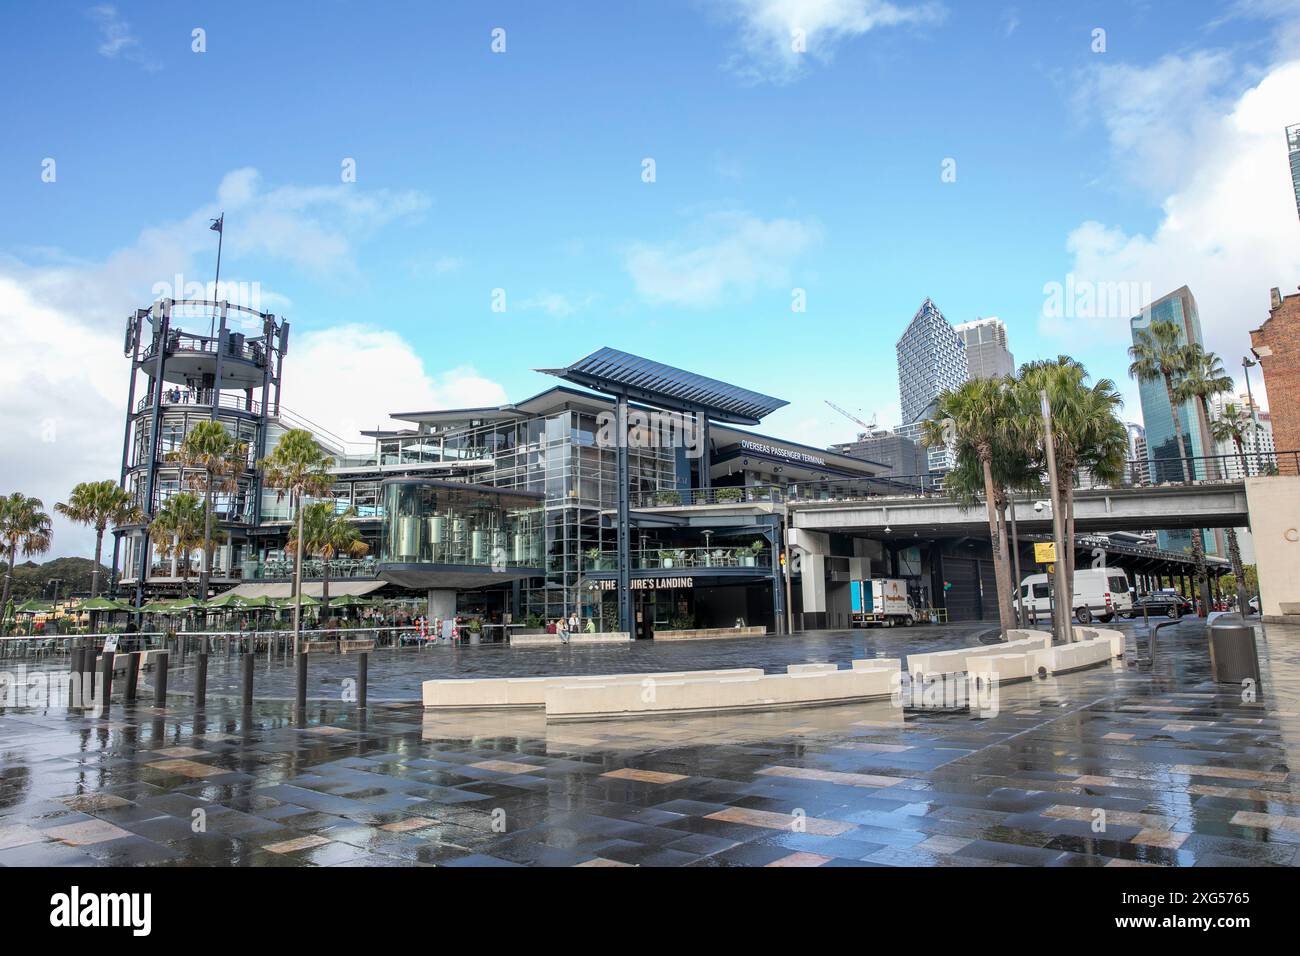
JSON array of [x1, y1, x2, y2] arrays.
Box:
[[2, 619, 1299, 867]]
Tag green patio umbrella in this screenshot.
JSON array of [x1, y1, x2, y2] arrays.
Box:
[[78, 597, 126, 611], [328, 594, 369, 608], [272, 594, 319, 609], [169, 596, 207, 611], [235, 595, 271, 610], [14, 599, 53, 614], [140, 600, 176, 614]]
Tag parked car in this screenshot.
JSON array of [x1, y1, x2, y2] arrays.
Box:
[[1125, 592, 1194, 618]]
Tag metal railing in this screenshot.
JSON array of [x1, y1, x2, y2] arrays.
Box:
[[583, 546, 772, 572], [629, 452, 1295, 511]]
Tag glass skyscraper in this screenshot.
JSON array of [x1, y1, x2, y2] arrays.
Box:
[[895, 298, 968, 472], [1129, 286, 1218, 555]]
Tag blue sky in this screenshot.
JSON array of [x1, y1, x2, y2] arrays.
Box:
[[3, 1, 1300, 555]]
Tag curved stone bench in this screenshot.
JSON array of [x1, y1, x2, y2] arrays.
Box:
[[654, 626, 767, 641], [907, 634, 1050, 679], [569, 632, 631, 644], [544, 667, 897, 721], [1072, 626, 1124, 658], [422, 667, 763, 709]]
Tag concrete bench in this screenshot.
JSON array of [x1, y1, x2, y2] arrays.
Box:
[[907, 635, 1047, 678], [787, 662, 839, 674], [422, 667, 764, 709], [545, 667, 896, 721], [1005, 629, 1053, 650], [568, 632, 631, 644], [1045, 637, 1114, 674], [968, 652, 1035, 684], [510, 633, 562, 646], [653, 626, 767, 641], [339, 639, 375, 653], [852, 657, 902, 673]]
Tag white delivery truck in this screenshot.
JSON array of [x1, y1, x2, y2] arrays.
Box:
[[1018, 567, 1133, 624], [850, 578, 921, 627]]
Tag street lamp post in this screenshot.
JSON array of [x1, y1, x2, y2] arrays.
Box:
[[1242, 356, 1263, 475], [1040, 390, 1069, 645]]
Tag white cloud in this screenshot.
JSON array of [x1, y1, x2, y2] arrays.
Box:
[[518, 291, 596, 317], [1074, 50, 1235, 195], [87, 4, 156, 71], [1050, 57, 1300, 412], [281, 326, 507, 444], [626, 211, 821, 307], [717, 0, 947, 83]]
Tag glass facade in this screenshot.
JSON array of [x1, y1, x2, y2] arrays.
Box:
[[895, 298, 968, 472], [379, 480, 543, 569], [1130, 287, 1217, 555]]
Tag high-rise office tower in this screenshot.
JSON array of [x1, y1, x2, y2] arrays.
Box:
[[1125, 422, 1150, 485], [1130, 286, 1218, 555], [954, 317, 1015, 379], [895, 298, 968, 472]]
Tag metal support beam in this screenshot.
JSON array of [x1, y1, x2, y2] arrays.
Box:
[[616, 394, 632, 635]]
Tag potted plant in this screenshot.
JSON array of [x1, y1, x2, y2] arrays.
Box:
[[653, 490, 682, 506], [584, 547, 603, 570], [658, 549, 676, 569], [715, 487, 742, 503], [737, 544, 755, 567], [750, 539, 766, 566]]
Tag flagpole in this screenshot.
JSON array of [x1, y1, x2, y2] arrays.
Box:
[[208, 213, 224, 339]]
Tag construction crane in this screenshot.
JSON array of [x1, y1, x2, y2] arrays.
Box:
[[825, 400, 876, 438]]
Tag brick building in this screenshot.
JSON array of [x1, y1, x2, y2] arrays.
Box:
[[1249, 287, 1300, 472]]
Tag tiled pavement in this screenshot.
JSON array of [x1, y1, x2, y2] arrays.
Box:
[[1, 619, 1299, 867]]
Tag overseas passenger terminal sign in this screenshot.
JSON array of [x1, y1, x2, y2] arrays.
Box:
[[592, 577, 694, 590]]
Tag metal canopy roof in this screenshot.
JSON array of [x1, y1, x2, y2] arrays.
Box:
[[538, 347, 788, 425]]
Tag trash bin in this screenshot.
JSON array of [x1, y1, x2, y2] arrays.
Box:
[[1207, 623, 1261, 686]]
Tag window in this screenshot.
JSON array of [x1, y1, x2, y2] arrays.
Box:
[[1032, 583, 1050, 599], [1107, 575, 1129, 593]]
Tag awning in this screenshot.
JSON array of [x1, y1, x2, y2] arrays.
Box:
[[216, 580, 386, 600]]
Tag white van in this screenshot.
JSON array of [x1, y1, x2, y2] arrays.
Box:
[[1019, 567, 1133, 624]]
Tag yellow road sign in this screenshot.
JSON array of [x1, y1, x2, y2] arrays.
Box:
[[1034, 542, 1057, 563]]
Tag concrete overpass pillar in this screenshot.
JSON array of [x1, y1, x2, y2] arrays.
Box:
[[1245, 476, 1300, 620], [789, 529, 829, 630]]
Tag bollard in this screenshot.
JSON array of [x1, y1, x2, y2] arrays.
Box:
[[357, 652, 368, 709], [124, 651, 140, 703], [195, 652, 208, 709], [295, 652, 307, 711], [155, 651, 169, 707], [99, 651, 115, 713], [69, 642, 83, 675], [83, 647, 96, 703], [241, 653, 254, 709]]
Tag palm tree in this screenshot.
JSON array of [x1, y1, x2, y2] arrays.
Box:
[[1128, 321, 1213, 616], [55, 481, 143, 599], [0, 493, 53, 618], [922, 377, 1019, 633], [1210, 403, 1261, 478], [168, 420, 248, 600], [1173, 346, 1236, 612], [1128, 319, 1193, 483], [1210, 404, 1261, 614], [1017, 358, 1126, 628], [287, 503, 369, 611], [258, 429, 335, 655], [1174, 345, 1234, 480], [148, 493, 208, 596]]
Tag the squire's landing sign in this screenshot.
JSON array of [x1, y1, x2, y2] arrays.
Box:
[[50, 887, 152, 936]]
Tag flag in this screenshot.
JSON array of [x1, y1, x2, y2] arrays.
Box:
[[210, 214, 223, 233]]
